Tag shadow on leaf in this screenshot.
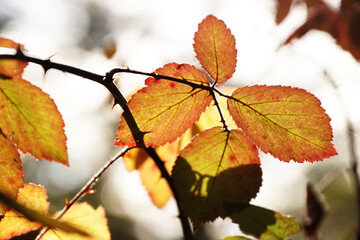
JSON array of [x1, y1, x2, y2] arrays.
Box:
[[173, 157, 262, 229]]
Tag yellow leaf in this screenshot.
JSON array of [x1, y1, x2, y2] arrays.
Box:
[[41, 203, 110, 240], [0, 184, 48, 239]]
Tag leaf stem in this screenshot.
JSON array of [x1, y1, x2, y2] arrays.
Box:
[[35, 147, 131, 240]]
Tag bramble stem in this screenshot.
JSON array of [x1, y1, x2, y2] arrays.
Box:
[[35, 147, 131, 239], [0, 51, 194, 240]]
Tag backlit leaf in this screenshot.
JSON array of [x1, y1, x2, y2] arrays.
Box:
[[115, 63, 212, 147], [172, 127, 262, 228], [41, 202, 110, 240], [123, 88, 235, 208], [0, 184, 48, 239], [227, 85, 337, 162], [123, 139, 183, 207], [228, 204, 301, 239], [0, 37, 27, 81], [0, 78, 68, 165], [194, 15, 237, 84], [0, 134, 23, 214]]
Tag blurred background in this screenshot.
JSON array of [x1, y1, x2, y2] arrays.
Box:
[[1, 0, 360, 239]]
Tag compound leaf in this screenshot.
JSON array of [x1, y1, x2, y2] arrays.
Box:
[[115, 63, 212, 148], [227, 85, 337, 162], [0, 184, 48, 239], [172, 126, 262, 228], [0, 134, 23, 215], [229, 204, 301, 239], [194, 15, 237, 84], [42, 202, 111, 240], [0, 78, 68, 165]]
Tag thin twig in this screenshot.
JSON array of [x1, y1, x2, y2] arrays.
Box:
[[35, 147, 131, 239]]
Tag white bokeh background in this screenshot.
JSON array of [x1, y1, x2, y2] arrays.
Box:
[[1, 0, 359, 239]]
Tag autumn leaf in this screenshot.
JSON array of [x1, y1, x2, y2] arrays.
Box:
[[274, 0, 293, 24], [123, 139, 184, 207], [0, 37, 27, 81], [227, 85, 337, 162], [0, 184, 48, 239], [0, 77, 68, 165], [228, 203, 301, 239], [0, 133, 23, 215], [172, 127, 262, 228], [115, 63, 212, 147], [282, 0, 360, 60], [194, 15, 237, 84], [123, 88, 236, 208], [41, 202, 111, 240]]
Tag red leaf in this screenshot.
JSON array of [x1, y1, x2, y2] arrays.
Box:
[[227, 85, 337, 162], [194, 15, 237, 84], [115, 63, 212, 148]]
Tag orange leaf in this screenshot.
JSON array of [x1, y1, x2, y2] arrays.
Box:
[[0, 37, 27, 81], [227, 85, 337, 162], [115, 63, 212, 147], [41, 202, 111, 240], [172, 127, 262, 228], [0, 134, 23, 214], [123, 143, 180, 208], [194, 15, 237, 84], [0, 78, 68, 165], [0, 184, 48, 240]]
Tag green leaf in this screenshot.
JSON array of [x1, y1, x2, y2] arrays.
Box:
[[172, 127, 262, 228], [228, 203, 302, 239]]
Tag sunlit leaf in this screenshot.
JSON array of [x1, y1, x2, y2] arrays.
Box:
[[172, 127, 262, 228], [0, 133, 23, 214], [115, 63, 212, 147], [0, 184, 48, 239], [194, 15, 237, 84], [228, 204, 301, 239], [227, 85, 337, 162], [123, 138, 184, 207], [0, 37, 27, 81], [41, 202, 110, 240], [0, 78, 68, 165]]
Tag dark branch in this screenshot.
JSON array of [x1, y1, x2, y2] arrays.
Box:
[[0, 51, 194, 240]]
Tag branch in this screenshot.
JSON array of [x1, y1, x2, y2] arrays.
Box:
[[35, 147, 131, 239], [0, 50, 194, 240]]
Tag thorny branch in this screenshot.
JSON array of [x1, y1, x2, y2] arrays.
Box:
[[35, 147, 131, 239], [0, 49, 194, 240]]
